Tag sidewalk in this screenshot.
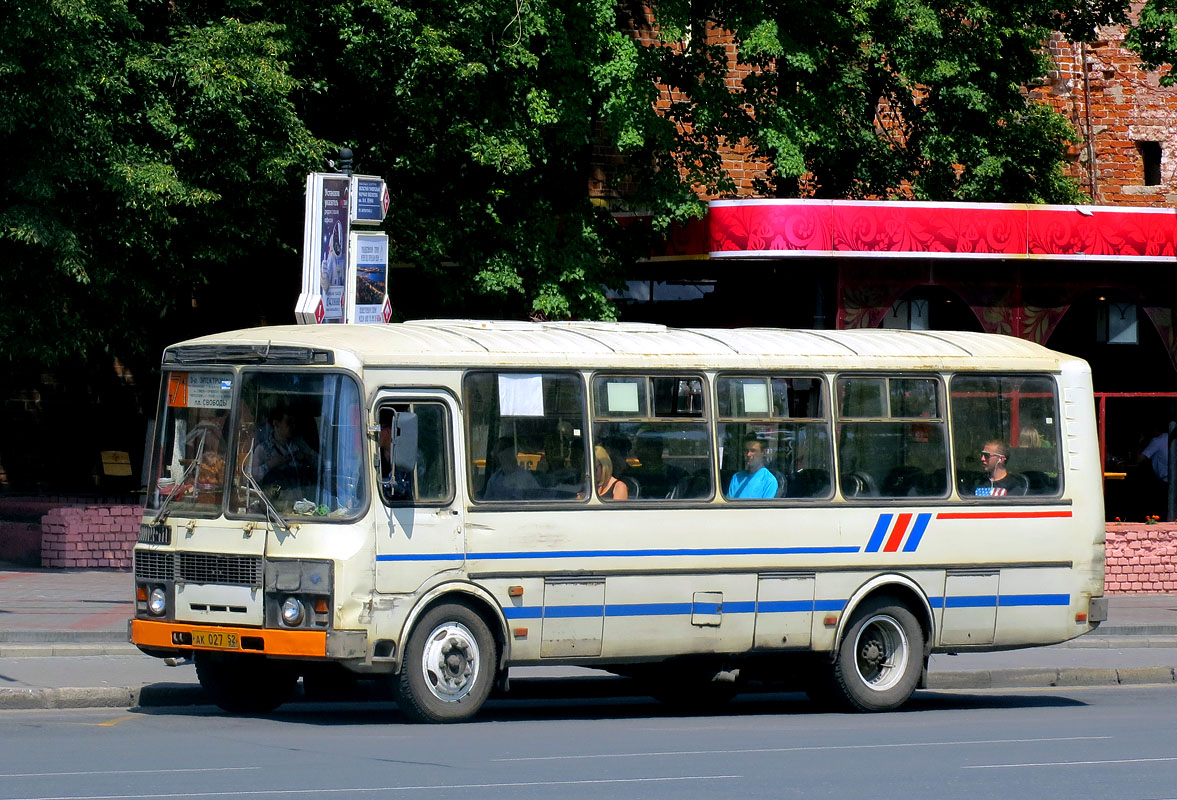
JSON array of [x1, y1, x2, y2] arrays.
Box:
[[1, 567, 1175, 710]]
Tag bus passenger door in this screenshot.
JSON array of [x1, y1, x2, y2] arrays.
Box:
[[373, 393, 463, 594], [753, 574, 815, 649], [940, 569, 999, 646]]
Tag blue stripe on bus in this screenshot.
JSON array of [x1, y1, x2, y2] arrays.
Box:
[[864, 514, 892, 553], [927, 594, 1071, 609], [1000, 593, 1070, 606], [944, 595, 999, 609], [375, 553, 464, 562], [902, 513, 932, 552], [606, 602, 694, 617], [501, 597, 853, 620], [378, 545, 859, 563], [543, 604, 605, 619]]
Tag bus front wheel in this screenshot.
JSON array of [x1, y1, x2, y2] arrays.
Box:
[[194, 651, 298, 714], [396, 602, 497, 723], [830, 597, 923, 712]]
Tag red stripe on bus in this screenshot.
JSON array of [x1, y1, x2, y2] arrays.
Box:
[[883, 512, 912, 552], [935, 511, 1073, 520]]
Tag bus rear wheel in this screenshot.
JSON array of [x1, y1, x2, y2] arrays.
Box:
[[194, 651, 298, 714], [830, 597, 923, 712], [396, 602, 497, 723]]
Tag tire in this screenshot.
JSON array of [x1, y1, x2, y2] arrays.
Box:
[[194, 651, 298, 713], [830, 597, 923, 712], [396, 602, 497, 723]]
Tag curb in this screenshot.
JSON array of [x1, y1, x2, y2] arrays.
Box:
[[927, 666, 1177, 690], [2, 668, 1175, 712]]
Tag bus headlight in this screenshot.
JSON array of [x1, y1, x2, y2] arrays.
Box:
[[148, 587, 167, 616], [281, 597, 305, 627]]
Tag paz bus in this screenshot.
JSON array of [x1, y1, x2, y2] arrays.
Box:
[[129, 320, 1106, 721]]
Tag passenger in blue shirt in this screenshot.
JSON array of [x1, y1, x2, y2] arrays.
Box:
[[727, 435, 778, 499]]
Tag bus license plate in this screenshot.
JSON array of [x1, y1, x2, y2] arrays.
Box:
[[192, 631, 239, 650]]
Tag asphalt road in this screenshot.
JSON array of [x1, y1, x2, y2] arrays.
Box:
[[0, 684, 1174, 800]]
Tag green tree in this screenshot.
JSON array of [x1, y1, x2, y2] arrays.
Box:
[[0, 0, 325, 369], [709, 0, 1134, 203], [1126, 1, 1177, 85]]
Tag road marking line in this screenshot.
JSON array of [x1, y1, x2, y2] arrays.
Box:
[[493, 735, 1111, 762], [96, 715, 140, 728], [0, 768, 259, 779], [965, 756, 1177, 769], [0, 774, 742, 800]]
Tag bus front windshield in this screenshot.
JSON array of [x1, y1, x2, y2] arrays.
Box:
[[147, 370, 366, 519]]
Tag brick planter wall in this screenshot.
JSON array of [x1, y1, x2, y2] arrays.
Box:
[[1105, 523, 1177, 593], [40, 505, 141, 569]]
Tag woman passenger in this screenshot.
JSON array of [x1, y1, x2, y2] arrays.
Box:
[[594, 445, 629, 501]]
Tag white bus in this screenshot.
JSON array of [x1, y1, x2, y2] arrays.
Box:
[[130, 320, 1107, 721]]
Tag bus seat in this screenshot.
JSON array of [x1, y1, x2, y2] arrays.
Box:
[[621, 476, 641, 499], [919, 468, 948, 497], [841, 471, 879, 497], [1022, 470, 1055, 494], [669, 474, 710, 499], [769, 469, 788, 498], [1006, 473, 1030, 496], [787, 469, 830, 498], [882, 466, 922, 497]]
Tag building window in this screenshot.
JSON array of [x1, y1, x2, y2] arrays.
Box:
[[1137, 141, 1162, 186], [881, 297, 929, 330], [1096, 299, 1138, 345]]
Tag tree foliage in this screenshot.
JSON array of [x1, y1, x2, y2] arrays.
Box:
[[1, 0, 1172, 370]]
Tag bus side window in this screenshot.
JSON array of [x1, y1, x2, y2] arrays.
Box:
[[593, 375, 713, 501], [950, 375, 1062, 497], [379, 402, 452, 505], [464, 372, 588, 502], [836, 376, 949, 499], [716, 375, 833, 500]]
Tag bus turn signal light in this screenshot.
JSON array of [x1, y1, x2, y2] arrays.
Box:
[[313, 598, 329, 614], [508, 586, 524, 597]]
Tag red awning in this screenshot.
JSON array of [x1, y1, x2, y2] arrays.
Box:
[[706, 199, 1177, 262]]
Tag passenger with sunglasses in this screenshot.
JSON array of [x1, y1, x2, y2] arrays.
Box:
[[976, 440, 1022, 496]]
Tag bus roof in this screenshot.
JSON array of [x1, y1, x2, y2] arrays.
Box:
[[169, 320, 1079, 373]]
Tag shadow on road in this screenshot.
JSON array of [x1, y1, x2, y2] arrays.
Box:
[[132, 678, 1089, 726]]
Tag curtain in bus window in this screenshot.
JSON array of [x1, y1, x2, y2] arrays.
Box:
[[950, 375, 1062, 497], [836, 376, 948, 499]]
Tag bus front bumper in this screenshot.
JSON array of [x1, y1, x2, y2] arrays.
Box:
[[128, 619, 366, 659]]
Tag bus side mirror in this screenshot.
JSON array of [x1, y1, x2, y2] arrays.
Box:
[[390, 411, 419, 473]]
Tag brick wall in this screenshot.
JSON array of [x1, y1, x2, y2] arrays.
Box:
[[1105, 523, 1177, 593], [1037, 29, 1177, 205], [40, 505, 141, 569]]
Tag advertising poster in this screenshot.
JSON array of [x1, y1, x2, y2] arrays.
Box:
[[296, 173, 351, 324], [319, 176, 349, 322], [347, 232, 390, 324]]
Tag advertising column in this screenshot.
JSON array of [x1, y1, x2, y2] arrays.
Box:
[[296, 174, 350, 324]]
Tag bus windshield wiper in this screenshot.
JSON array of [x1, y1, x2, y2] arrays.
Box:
[[152, 431, 205, 525], [240, 438, 293, 535]]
